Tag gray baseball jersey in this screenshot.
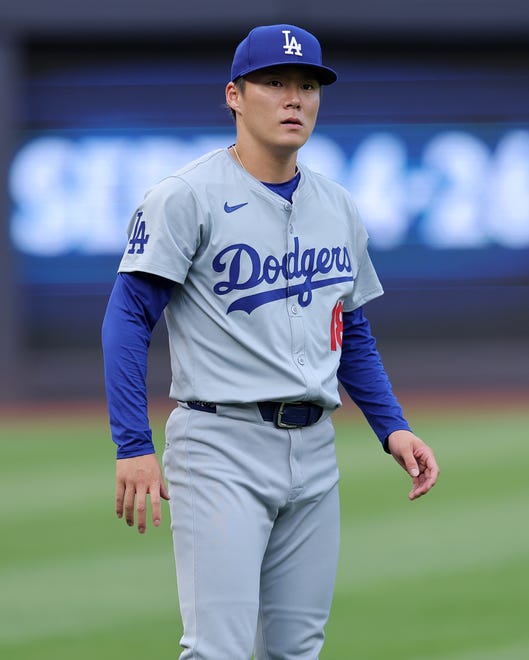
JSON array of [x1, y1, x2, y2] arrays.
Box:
[[119, 147, 383, 409]]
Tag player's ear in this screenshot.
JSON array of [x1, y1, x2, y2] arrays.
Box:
[[226, 81, 241, 115]]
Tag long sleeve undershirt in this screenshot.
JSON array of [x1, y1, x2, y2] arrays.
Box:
[[102, 272, 410, 458], [337, 307, 411, 452], [102, 272, 174, 458]]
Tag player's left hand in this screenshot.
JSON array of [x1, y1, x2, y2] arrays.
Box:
[[387, 430, 439, 500]]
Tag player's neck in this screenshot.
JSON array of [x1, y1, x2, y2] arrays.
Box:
[[230, 141, 298, 184]]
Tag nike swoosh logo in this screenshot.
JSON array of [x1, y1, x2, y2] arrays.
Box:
[[224, 201, 249, 213]]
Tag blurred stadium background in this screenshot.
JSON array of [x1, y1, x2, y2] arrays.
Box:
[[0, 0, 528, 401], [1, 2, 528, 659]]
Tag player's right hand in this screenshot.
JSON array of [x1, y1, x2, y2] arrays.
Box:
[[115, 454, 170, 534]]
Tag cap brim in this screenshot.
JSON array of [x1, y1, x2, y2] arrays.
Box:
[[234, 62, 337, 85]]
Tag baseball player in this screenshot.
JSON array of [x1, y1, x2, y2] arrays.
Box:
[[102, 24, 439, 659]]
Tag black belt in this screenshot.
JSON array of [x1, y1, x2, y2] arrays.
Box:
[[185, 400, 323, 429]]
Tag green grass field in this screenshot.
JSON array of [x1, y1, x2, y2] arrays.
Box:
[[1, 397, 529, 659]]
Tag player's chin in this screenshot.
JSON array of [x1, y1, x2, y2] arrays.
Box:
[[278, 131, 311, 151]]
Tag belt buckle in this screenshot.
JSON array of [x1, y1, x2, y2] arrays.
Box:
[[275, 402, 302, 429]]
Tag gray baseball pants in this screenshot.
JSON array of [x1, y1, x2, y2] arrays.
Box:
[[163, 402, 341, 660]]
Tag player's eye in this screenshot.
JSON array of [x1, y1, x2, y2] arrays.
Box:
[[267, 79, 283, 87]]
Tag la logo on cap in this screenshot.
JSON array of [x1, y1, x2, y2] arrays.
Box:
[[282, 30, 302, 56]]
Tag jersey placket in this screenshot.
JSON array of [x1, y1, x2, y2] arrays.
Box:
[[284, 202, 319, 401]]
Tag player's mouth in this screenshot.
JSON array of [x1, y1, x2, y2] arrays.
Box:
[[281, 117, 303, 127]]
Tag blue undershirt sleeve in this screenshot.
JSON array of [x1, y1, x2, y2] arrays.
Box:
[[101, 272, 175, 459], [337, 307, 411, 452]]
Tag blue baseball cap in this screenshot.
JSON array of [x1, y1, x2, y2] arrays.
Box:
[[231, 24, 337, 85]]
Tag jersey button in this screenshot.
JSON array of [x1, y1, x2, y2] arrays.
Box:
[[297, 355, 305, 366], [291, 305, 298, 315]]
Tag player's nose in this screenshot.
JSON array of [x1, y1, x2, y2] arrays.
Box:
[[284, 89, 301, 108]]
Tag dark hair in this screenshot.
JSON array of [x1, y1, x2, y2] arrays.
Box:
[[227, 77, 246, 121]]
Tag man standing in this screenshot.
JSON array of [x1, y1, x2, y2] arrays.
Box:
[[102, 24, 439, 659]]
